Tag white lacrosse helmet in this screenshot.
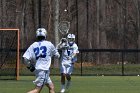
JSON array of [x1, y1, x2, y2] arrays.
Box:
[[67, 34, 75, 46], [36, 28, 47, 38]]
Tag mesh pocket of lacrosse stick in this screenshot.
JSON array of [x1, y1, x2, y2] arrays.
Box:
[[58, 21, 70, 35]]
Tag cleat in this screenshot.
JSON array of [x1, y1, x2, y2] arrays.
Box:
[[60, 88, 65, 93]]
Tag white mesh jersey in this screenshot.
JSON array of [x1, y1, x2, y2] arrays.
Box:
[[23, 40, 59, 70], [61, 43, 79, 64]]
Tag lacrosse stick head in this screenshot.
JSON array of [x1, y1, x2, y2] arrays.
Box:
[[58, 21, 70, 36]]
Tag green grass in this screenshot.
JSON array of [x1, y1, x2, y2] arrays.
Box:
[[0, 76, 140, 93], [19, 64, 140, 76]]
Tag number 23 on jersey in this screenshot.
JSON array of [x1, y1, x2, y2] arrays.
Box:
[[33, 46, 47, 60]]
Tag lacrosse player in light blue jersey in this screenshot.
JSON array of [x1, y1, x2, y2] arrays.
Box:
[[57, 34, 79, 93], [23, 28, 60, 93]]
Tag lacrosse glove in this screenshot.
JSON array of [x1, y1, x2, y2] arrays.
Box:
[[61, 38, 67, 43], [27, 64, 35, 72]]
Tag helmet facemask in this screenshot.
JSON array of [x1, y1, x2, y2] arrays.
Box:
[[67, 34, 75, 46]]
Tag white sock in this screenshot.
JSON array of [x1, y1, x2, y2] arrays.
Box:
[[61, 84, 65, 89], [61, 84, 65, 92]]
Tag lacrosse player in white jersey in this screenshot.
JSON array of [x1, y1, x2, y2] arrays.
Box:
[[57, 34, 79, 93], [23, 28, 60, 93]]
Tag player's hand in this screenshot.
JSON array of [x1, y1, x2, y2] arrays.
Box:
[[27, 64, 35, 72]]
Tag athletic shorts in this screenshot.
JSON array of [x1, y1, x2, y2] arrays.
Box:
[[60, 63, 74, 74], [33, 70, 52, 87]]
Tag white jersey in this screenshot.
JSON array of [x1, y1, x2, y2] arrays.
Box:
[[61, 43, 79, 64], [23, 40, 59, 70]]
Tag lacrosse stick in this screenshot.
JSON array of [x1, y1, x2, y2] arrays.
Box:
[[57, 21, 70, 49], [58, 21, 70, 37]]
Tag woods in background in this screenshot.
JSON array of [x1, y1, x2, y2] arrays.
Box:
[[0, 0, 140, 50]]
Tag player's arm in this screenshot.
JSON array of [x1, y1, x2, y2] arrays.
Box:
[[23, 58, 35, 72], [23, 57, 30, 67], [23, 57, 35, 72], [22, 46, 35, 72], [54, 51, 60, 58], [51, 43, 60, 58]]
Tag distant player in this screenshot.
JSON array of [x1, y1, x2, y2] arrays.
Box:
[[23, 28, 60, 93], [57, 34, 79, 93]]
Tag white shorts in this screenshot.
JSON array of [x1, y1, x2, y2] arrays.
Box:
[[33, 70, 52, 87], [60, 63, 74, 74]]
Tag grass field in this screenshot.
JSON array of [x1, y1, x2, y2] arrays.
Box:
[[0, 76, 140, 93]]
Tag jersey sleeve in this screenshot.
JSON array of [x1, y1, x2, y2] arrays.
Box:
[[73, 44, 79, 54], [23, 45, 34, 60], [51, 43, 60, 58]]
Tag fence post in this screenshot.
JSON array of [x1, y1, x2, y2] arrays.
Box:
[[80, 52, 83, 76], [121, 51, 124, 76]]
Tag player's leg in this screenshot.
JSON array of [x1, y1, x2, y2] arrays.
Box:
[[30, 70, 45, 93], [27, 86, 42, 93], [60, 73, 66, 93], [66, 74, 71, 89], [65, 64, 73, 89], [60, 63, 66, 92], [61, 73, 66, 85], [27, 74, 42, 93], [45, 76, 55, 93], [66, 74, 71, 81], [46, 82, 55, 93], [61, 73, 66, 92]]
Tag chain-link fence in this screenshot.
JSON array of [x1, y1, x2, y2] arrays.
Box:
[[77, 49, 140, 76], [19, 49, 140, 76]]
